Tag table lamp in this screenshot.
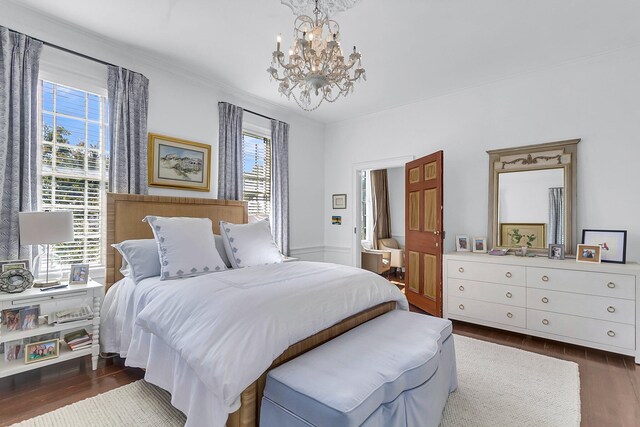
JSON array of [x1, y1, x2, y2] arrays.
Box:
[[18, 211, 74, 286]]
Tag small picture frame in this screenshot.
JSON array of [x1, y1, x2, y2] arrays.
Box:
[[548, 244, 565, 260], [455, 235, 470, 252], [2, 308, 21, 332], [0, 259, 30, 273], [25, 339, 59, 364], [576, 244, 601, 263], [69, 264, 90, 285], [19, 306, 40, 330], [331, 216, 342, 225], [582, 229, 627, 264], [472, 237, 487, 253], [4, 340, 24, 362], [332, 194, 347, 209]]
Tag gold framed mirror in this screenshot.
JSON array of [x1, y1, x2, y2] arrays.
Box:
[[487, 139, 580, 254]]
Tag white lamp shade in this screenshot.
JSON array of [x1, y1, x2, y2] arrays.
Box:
[[19, 211, 75, 245]]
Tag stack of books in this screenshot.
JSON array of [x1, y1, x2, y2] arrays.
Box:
[[63, 329, 92, 351]]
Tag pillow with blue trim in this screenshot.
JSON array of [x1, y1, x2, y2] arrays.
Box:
[[219, 219, 283, 268], [144, 216, 228, 280]]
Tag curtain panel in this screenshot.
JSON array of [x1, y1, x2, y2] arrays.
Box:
[[548, 187, 564, 245], [271, 119, 290, 256], [217, 102, 244, 200], [370, 169, 392, 249], [107, 66, 149, 194], [0, 27, 43, 260]]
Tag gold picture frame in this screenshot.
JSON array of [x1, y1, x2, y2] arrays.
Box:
[[25, 339, 59, 364], [499, 223, 547, 249], [148, 133, 211, 191], [576, 244, 601, 263]]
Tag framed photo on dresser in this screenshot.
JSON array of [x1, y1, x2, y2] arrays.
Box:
[[581, 229, 627, 264]]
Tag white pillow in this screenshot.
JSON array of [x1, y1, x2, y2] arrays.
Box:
[[144, 216, 228, 280], [219, 219, 283, 268]]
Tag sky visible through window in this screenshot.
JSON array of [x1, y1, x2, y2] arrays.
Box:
[[40, 80, 109, 267]]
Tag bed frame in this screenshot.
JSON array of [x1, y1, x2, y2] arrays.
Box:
[[105, 193, 396, 426]]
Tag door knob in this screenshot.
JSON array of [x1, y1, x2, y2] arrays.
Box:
[[433, 230, 440, 235]]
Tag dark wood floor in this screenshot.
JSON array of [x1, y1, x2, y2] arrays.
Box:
[[1, 307, 639, 426]]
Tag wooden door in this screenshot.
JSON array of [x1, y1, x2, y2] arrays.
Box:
[[405, 151, 444, 316]]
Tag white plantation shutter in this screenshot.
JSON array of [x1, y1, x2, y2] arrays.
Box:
[[39, 80, 109, 267], [242, 132, 272, 217]]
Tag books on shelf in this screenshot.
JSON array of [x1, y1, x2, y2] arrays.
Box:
[[63, 329, 93, 351]]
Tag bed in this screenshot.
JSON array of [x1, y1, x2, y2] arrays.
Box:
[[103, 193, 407, 427]]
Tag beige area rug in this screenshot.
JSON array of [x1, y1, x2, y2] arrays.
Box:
[[13, 335, 580, 427]]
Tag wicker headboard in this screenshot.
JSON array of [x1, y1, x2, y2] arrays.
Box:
[[105, 193, 248, 291]]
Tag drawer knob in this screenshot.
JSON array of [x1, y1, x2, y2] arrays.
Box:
[[506, 292, 512, 298], [505, 272, 512, 278], [459, 304, 465, 310], [506, 312, 513, 318], [607, 282, 615, 289], [458, 267, 465, 273], [541, 297, 549, 304], [542, 275, 549, 282], [458, 285, 465, 291], [607, 330, 616, 337], [542, 319, 549, 325], [607, 306, 616, 313]]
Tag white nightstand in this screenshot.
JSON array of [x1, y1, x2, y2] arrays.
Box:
[[0, 279, 104, 378]]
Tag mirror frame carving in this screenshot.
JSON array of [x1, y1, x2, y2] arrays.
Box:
[[487, 139, 580, 254]]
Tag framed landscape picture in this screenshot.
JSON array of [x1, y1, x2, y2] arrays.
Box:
[[582, 229, 627, 264], [148, 133, 211, 191], [500, 223, 547, 249]]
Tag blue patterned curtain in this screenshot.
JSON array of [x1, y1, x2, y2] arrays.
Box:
[[0, 27, 42, 260], [548, 187, 564, 245], [218, 102, 244, 200], [271, 119, 289, 256], [107, 66, 149, 194]]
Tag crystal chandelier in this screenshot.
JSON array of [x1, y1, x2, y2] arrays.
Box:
[[267, 0, 366, 111]]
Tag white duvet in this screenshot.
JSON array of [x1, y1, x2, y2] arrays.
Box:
[[124, 261, 407, 424]]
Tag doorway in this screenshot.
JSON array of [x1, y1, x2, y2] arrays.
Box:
[[352, 156, 414, 279]]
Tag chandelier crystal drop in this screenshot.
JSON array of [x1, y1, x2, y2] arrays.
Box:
[[267, 0, 366, 111]]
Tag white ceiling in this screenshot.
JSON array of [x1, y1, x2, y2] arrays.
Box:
[[13, 0, 640, 123]]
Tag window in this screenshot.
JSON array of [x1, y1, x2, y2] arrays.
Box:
[[242, 132, 272, 217], [39, 80, 109, 267]]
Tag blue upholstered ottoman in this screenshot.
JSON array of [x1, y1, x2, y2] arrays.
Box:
[[260, 310, 457, 427]]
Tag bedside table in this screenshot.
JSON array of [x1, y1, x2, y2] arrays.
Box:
[[0, 279, 104, 378]]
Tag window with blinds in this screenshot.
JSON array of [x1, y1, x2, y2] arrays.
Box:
[[39, 80, 109, 267], [242, 132, 272, 217]]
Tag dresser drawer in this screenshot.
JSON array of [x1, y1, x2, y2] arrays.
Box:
[[527, 267, 635, 300], [527, 288, 635, 325], [448, 296, 526, 328], [527, 309, 635, 350], [448, 279, 525, 307], [448, 260, 525, 286]]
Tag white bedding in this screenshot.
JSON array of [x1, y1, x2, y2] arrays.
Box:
[[101, 261, 407, 426]]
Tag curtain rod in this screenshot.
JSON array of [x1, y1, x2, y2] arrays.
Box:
[[6, 26, 120, 68], [244, 108, 277, 122]]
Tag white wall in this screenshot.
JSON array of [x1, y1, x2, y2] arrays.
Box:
[[386, 167, 405, 246], [324, 46, 640, 264], [2, 3, 326, 261]]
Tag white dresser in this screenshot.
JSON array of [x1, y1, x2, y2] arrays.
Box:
[[443, 252, 640, 363]]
